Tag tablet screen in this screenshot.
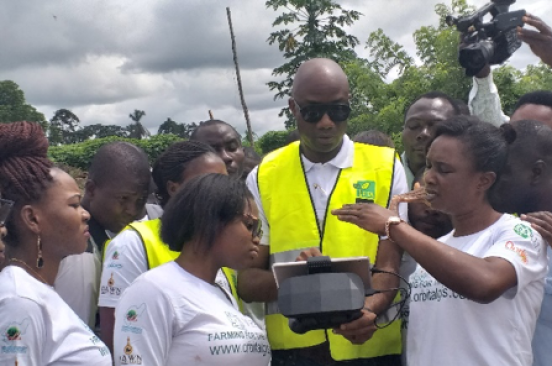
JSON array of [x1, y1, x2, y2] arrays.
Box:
[[272, 256, 372, 291]]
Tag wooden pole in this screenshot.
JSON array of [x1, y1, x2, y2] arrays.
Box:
[[226, 7, 254, 147]]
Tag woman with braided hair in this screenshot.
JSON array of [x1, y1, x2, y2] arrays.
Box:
[[99, 140, 231, 352], [0, 121, 111, 365]]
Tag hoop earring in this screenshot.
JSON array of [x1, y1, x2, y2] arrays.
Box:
[[36, 235, 44, 268]]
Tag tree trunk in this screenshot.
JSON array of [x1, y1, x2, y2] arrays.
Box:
[[226, 7, 254, 147]]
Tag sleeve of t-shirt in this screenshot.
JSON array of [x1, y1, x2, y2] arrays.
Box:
[[468, 71, 510, 126], [246, 165, 269, 246], [484, 220, 547, 298], [98, 230, 148, 308], [0, 298, 46, 366], [113, 279, 173, 366], [389, 157, 409, 223], [54, 251, 101, 327]]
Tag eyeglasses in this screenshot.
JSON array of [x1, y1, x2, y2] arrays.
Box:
[[0, 199, 14, 226], [294, 100, 351, 124], [242, 214, 263, 240]]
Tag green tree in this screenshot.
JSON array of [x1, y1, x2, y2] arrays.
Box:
[[0, 80, 47, 129], [266, 0, 362, 129], [49, 109, 81, 145], [344, 0, 541, 147], [128, 109, 150, 139], [157, 118, 198, 139]]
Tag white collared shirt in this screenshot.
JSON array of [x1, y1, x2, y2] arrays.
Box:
[[247, 135, 409, 246]]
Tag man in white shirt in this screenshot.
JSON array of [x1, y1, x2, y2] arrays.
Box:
[[401, 92, 464, 188], [54, 142, 153, 331], [239, 58, 409, 366]]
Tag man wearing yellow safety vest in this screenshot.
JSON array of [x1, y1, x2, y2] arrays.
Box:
[[240, 58, 409, 366], [98, 141, 241, 353]]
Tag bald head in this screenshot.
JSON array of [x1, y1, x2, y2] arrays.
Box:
[[292, 58, 349, 101], [288, 58, 350, 164]]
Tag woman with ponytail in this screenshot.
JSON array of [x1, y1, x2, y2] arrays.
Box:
[[333, 116, 548, 366], [0, 121, 112, 365]]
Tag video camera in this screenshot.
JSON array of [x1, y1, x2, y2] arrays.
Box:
[[446, 0, 526, 76]]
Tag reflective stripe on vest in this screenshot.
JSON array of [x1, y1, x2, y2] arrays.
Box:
[[104, 218, 243, 311], [258, 141, 401, 360]]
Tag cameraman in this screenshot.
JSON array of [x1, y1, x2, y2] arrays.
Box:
[[468, 14, 552, 126]]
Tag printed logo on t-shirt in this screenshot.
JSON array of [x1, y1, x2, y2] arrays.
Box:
[[120, 337, 142, 365], [1, 319, 30, 355], [101, 273, 122, 296], [353, 180, 376, 201], [121, 304, 146, 335], [225, 311, 246, 330], [410, 269, 466, 303], [505, 241, 528, 264], [513, 224, 532, 240], [107, 247, 127, 269]]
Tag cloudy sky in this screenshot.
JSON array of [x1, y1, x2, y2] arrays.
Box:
[[2, 0, 551, 136]]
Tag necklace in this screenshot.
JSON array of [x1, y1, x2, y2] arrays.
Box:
[[9, 258, 52, 286]]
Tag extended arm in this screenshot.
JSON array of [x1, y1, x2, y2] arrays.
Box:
[[333, 204, 518, 304]]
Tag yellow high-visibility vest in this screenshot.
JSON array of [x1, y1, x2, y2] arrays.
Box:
[[104, 218, 242, 309], [258, 141, 401, 360]]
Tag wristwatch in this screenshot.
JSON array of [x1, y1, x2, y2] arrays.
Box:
[[385, 216, 404, 243]]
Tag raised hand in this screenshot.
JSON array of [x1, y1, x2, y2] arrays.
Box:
[[518, 14, 552, 67]]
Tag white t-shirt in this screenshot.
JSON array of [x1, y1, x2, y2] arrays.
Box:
[[532, 247, 552, 366], [113, 262, 270, 366], [0, 266, 112, 366], [99, 228, 232, 308], [407, 214, 547, 366]]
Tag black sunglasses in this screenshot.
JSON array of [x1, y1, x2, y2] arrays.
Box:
[[294, 101, 351, 124], [242, 214, 263, 240], [0, 199, 14, 226]]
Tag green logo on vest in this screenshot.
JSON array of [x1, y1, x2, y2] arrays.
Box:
[[353, 180, 376, 201], [513, 224, 532, 239]]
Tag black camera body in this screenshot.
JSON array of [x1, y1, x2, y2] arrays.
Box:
[[447, 0, 526, 76], [277, 256, 366, 334]]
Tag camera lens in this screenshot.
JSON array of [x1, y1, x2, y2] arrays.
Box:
[[459, 42, 494, 76]]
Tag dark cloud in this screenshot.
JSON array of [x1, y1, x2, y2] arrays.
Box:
[[2, 0, 551, 137]]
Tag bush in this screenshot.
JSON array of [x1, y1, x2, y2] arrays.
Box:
[[257, 130, 290, 155], [49, 134, 183, 170]]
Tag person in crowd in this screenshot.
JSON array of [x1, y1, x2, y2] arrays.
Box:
[[239, 58, 409, 366], [333, 116, 548, 366], [466, 14, 552, 366], [399, 169, 453, 366], [490, 120, 552, 366], [0, 197, 12, 269], [402, 92, 464, 188], [99, 140, 231, 352], [0, 121, 112, 365], [0, 225, 6, 269], [510, 91, 552, 125], [112, 174, 269, 366], [469, 14, 552, 126], [353, 130, 395, 148], [242, 146, 262, 181], [190, 119, 245, 179], [54, 141, 153, 328], [407, 169, 453, 240]]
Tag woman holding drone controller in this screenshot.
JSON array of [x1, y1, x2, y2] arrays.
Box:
[[333, 115, 548, 366]]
